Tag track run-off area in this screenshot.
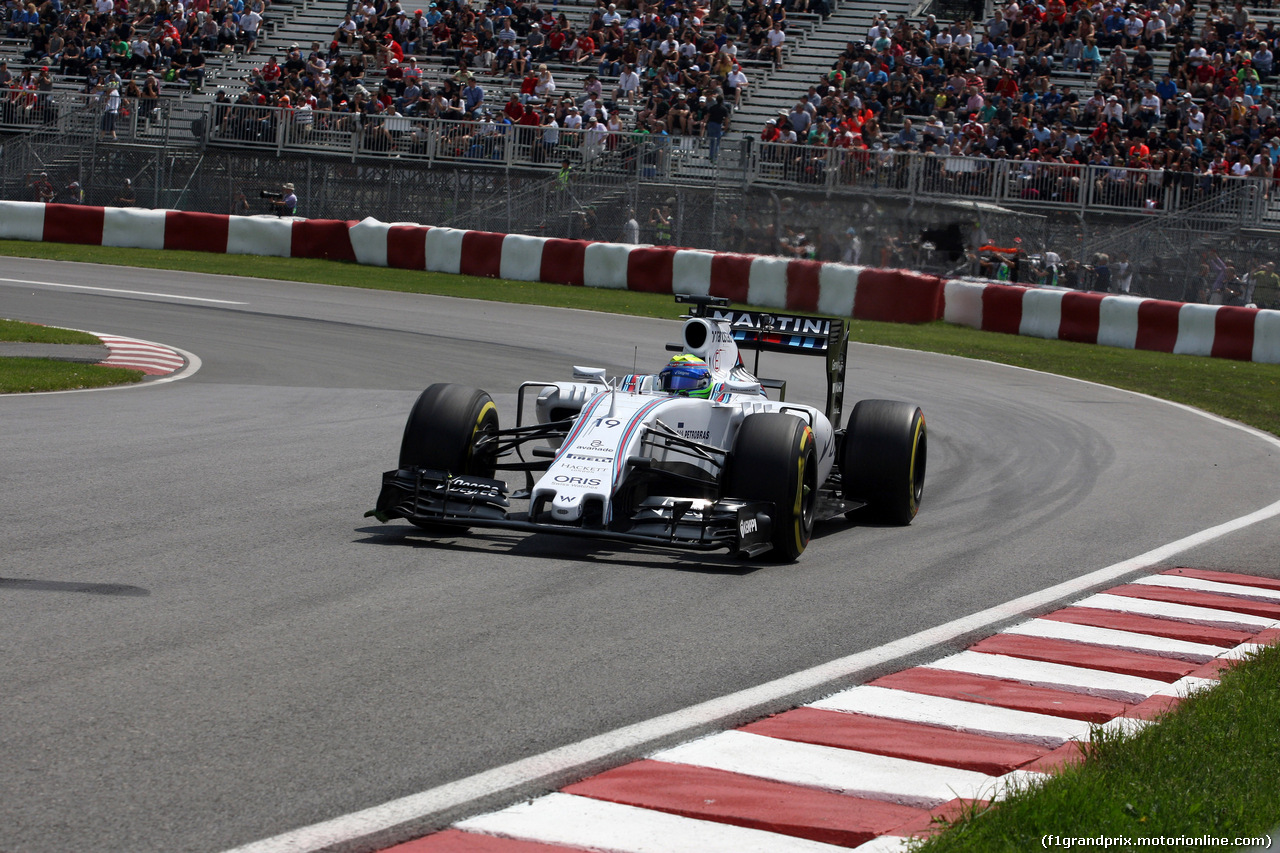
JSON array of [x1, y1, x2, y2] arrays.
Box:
[[2, 256, 1279, 853]]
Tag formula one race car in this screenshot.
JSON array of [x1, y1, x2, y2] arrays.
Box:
[[368, 296, 926, 561]]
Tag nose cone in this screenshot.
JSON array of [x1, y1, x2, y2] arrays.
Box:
[[552, 492, 583, 521]]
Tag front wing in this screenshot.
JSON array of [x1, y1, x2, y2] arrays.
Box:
[[367, 467, 776, 557]]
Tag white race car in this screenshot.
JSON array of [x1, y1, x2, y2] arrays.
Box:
[[369, 296, 926, 561]]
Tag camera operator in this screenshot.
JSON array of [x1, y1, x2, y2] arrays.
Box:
[[266, 182, 297, 216]]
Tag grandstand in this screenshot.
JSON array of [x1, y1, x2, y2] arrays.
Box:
[[2, 0, 1279, 303]]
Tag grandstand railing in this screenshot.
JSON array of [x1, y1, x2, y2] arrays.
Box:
[[0, 90, 177, 143], [747, 141, 1270, 223], [206, 103, 726, 182], [4, 97, 1267, 227], [202, 105, 1269, 224]]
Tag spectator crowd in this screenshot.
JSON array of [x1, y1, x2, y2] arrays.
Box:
[[202, 0, 796, 165], [758, 0, 1280, 208]]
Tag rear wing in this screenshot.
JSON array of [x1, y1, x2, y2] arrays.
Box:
[[672, 295, 850, 428]]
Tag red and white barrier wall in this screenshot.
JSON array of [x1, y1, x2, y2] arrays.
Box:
[[3, 201, 1277, 364]]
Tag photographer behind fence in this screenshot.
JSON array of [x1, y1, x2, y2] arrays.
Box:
[[262, 183, 297, 216]]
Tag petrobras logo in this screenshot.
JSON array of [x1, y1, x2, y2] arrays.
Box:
[[675, 421, 711, 441], [554, 475, 602, 487], [739, 517, 758, 537]]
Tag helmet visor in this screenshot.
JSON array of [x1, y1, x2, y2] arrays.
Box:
[[660, 366, 710, 393]]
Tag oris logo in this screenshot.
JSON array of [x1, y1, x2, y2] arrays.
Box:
[[739, 517, 758, 537], [554, 475, 602, 487]]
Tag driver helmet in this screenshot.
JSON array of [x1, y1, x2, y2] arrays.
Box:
[[658, 354, 712, 398]]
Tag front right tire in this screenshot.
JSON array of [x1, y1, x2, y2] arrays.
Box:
[[399, 383, 499, 475], [724, 413, 817, 562], [398, 384, 499, 533]]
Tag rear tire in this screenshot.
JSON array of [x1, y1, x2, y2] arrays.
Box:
[[398, 384, 499, 532], [842, 400, 926, 525], [724, 413, 817, 562]]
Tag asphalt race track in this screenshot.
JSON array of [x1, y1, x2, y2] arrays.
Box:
[[3, 256, 1279, 853]]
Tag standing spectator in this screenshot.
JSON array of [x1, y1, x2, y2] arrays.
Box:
[[29, 172, 54, 203], [1250, 262, 1279, 308], [240, 6, 263, 53], [114, 178, 136, 206], [270, 182, 298, 216], [705, 94, 730, 163], [537, 110, 559, 161], [1091, 254, 1112, 292], [649, 203, 673, 244], [1112, 253, 1133, 293], [842, 227, 863, 264], [101, 81, 121, 140], [55, 181, 84, 204], [622, 209, 640, 243]]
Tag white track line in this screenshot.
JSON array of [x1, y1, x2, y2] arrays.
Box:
[[0, 276, 247, 305], [219, 361, 1280, 853]]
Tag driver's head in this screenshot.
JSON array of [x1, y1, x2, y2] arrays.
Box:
[[658, 354, 712, 398]]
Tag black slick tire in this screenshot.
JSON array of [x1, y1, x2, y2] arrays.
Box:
[[398, 384, 499, 532], [842, 399, 926, 525], [399, 383, 499, 475], [724, 413, 817, 562]]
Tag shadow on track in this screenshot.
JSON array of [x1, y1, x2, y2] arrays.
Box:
[[0, 577, 150, 596]]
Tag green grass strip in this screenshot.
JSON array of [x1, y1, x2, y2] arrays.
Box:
[[915, 644, 1280, 851], [0, 318, 101, 345], [0, 240, 679, 318], [0, 357, 143, 393]]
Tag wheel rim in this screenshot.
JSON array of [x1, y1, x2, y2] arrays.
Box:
[[908, 416, 927, 511], [794, 427, 817, 552], [801, 449, 817, 538], [468, 403, 499, 477]]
